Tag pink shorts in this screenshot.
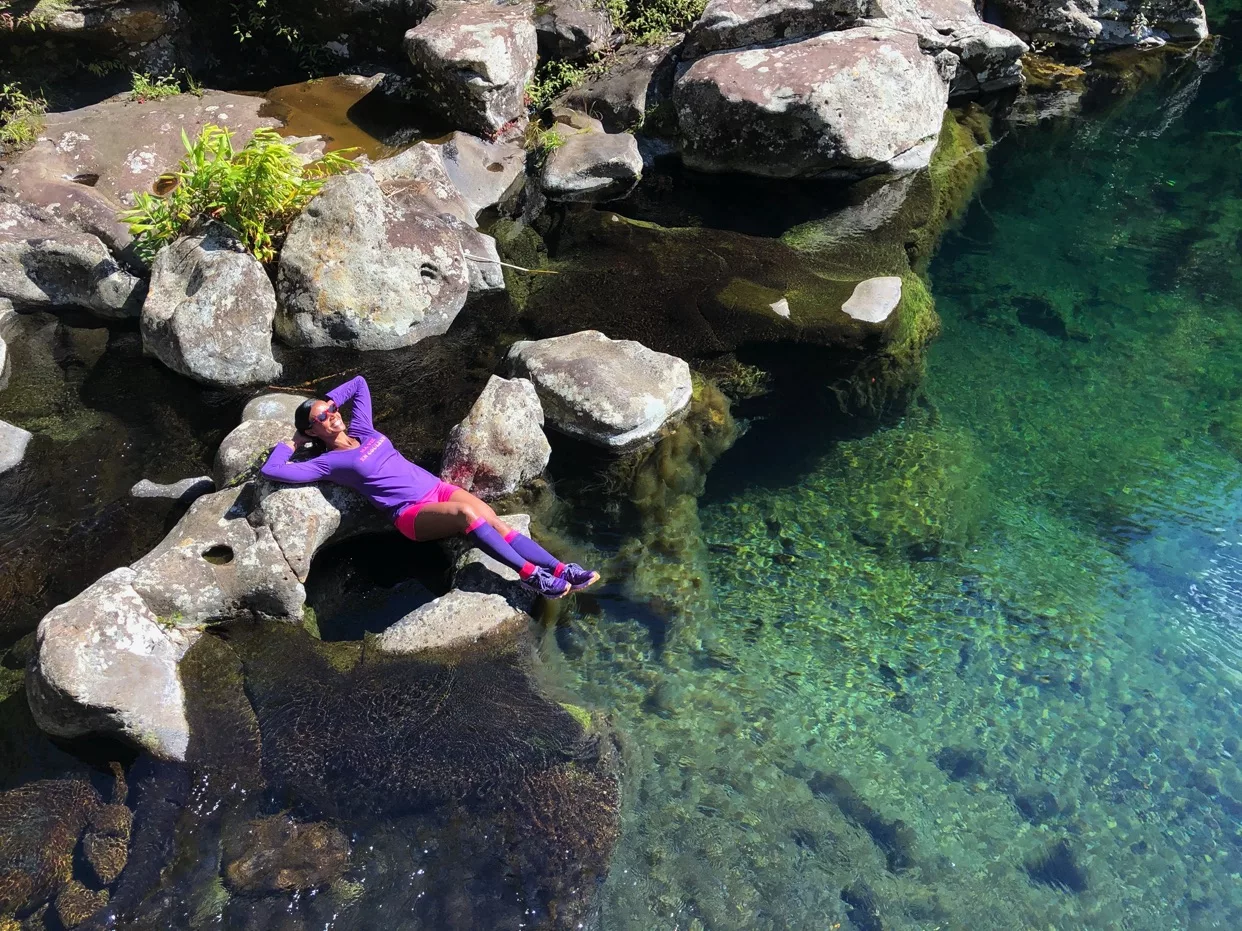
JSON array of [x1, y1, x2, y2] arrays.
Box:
[[394, 481, 460, 540]]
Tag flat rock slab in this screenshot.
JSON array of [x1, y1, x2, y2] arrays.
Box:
[[0, 418, 33, 474], [842, 276, 903, 322], [375, 590, 529, 655], [0, 91, 281, 254], [675, 26, 948, 178], [130, 475, 215, 503], [507, 330, 693, 451]]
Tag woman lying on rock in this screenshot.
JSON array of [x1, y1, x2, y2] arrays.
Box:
[[260, 375, 599, 599]]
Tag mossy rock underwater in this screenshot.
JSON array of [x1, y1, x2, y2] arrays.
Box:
[[170, 621, 621, 931]]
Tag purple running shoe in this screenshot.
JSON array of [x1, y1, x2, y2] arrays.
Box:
[[558, 563, 601, 592], [522, 567, 571, 599]]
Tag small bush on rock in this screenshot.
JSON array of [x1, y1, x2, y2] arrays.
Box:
[[611, 0, 706, 43], [129, 71, 183, 102], [0, 82, 45, 153], [120, 124, 355, 264]]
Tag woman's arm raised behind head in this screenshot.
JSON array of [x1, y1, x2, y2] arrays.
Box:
[[259, 442, 334, 483], [326, 375, 374, 436]]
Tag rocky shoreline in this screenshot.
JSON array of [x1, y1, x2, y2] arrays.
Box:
[[0, 0, 1216, 927]]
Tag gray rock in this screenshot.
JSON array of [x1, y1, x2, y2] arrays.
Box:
[[841, 276, 903, 322], [454, 223, 507, 292], [0, 308, 8, 393], [251, 480, 390, 582], [989, 0, 1207, 53], [368, 142, 477, 225], [0, 419, 33, 474], [536, 0, 615, 61], [214, 419, 292, 488], [275, 172, 470, 350], [0, 90, 284, 255], [542, 131, 643, 203], [674, 26, 949, 179], [128, 486, 304, 623], [27, 567, 200, 760], [445, 512, 539, 613], [130, 475, 215, 503], [0, 199, 145, 317], [870, 0, 1027, 96], [375, 589, 529, 655], [141, 223, 282, 387], [242, 392, 308, 425], [404, 1, 539, 136], [562, 41, 678, 131], [507, 330, 693, 451], [441, 376, 551, 499], [683, 0, 873, 57], [438, 131, 527, 221]]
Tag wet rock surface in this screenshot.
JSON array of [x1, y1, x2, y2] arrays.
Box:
[[141, 223, 282, 387], [441, 375, 551, 499], [507, 330, 694, 451], [222, 814, 351, 895]]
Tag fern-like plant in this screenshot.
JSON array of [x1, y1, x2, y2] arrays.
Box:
[[0, 82, 46, 152], [120, 124, 355, 265]]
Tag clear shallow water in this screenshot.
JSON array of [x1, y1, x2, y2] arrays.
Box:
[[545, 25, 1242, 931]]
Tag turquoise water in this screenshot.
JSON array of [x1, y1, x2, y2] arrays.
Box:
[[545, 22, 1242, 931]]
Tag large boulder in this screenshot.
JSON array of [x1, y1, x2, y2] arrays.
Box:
[[542, 130, 643, 203], [404, 1, 539, 136], [871, 0, 1027, 95], [674, 26, 949, 178], [275, 171, 470, 350], [127, 486, 305, 623], [141, 223, 282, 387], [989, 0, 1207, 54], [683, 0, 873, 57], [0, 419, 33, 475], [213, 419, 292, 488], [375, 590, 529, 655], [437, 131, 527, 222], [507, 330, 693, 451], [0, 91, 284, 255], [562, 40, 678, 131], [441, 375, 551, 499], [242, 391, 307, 424], [0, 199, 145, 317], [251, 481, 390, 582], [26, 567, 200, 760], [535, 0, 614, 61]]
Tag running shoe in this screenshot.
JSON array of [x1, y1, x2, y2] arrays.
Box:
[[522, 567, 571, 599], [559, 563, 601, 592]]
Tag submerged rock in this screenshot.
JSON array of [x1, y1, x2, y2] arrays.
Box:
[[0, 199, 145, 318], [27, 567, 199, 759], [0, 420, 32, 475], [141, 223, 282, 387], [376, 590, 530, 655], [0, 778, 100, 918], [441, 375, 551, 500], [842, 276, 903, 322], [222, 815, 351, 895], [507, 330, 694, 451], [674, 27, 948, 178], [404, 1, 538, 136], [275, 172, 470, 350]]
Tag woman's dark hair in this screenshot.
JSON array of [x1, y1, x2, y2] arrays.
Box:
[[294, 397, 320, 435]]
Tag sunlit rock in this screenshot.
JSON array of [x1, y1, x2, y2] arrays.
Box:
[[376, 590, 529, 655], [441, 375, 551, 500]]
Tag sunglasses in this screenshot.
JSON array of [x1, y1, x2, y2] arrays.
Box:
[[313, 402, 339, 423]]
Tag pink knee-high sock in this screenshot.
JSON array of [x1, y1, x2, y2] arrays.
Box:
[[503, 530, 567, 576], [467, 518, 537, 578]]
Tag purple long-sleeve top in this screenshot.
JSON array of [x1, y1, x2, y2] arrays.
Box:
[[259, 376, 440, 521]]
